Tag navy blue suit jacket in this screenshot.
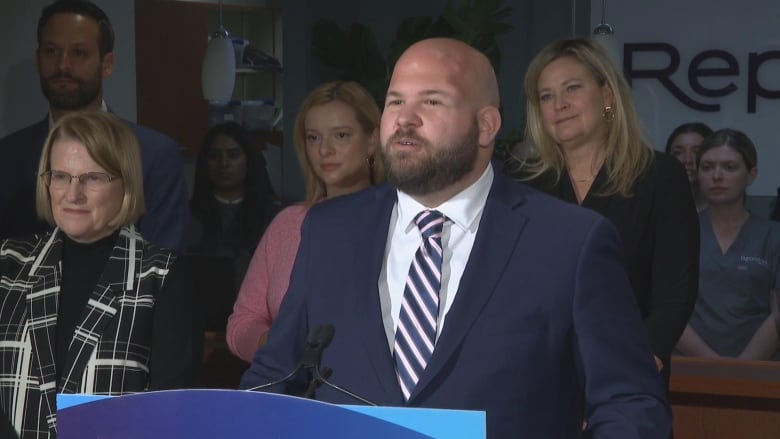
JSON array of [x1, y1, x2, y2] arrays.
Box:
[[240, 168, 671, 438], [0, 117, 189, 252]]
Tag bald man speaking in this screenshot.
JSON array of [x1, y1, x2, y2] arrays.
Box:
[[241, 38, 670, 438]]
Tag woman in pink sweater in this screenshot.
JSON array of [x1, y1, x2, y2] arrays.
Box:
[[226, 81, 386, 361]]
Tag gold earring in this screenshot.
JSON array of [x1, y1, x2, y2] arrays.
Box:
[[602, 106, 615, 122]]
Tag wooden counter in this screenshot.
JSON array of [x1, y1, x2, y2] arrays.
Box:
[[669, 357, 780, 438]]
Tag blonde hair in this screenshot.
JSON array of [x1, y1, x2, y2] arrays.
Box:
[[36, 111, 145, 227], [292, 81, 385, 205], [521, 37, 653, 197]]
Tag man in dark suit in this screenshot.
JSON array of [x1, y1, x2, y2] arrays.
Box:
[[240, 38, 671, 438], [0, 0, 188, 252]]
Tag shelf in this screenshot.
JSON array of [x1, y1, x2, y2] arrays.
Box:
[[135, 0, 282, 158], [236, 66, 282, 75]]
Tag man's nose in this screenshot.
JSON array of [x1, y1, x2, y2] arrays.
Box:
[[57, 52, 72, 73], [395, 105, 422, 129]]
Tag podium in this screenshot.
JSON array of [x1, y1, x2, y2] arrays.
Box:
[[57, 390, 485, 438]]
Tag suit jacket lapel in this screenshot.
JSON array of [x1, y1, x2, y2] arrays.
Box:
[[411, 171, 529, 400], [26, 231, 62, 417], [352, 186, 405, 403]]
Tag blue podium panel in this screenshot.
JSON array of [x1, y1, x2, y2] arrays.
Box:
[[57, 390, 484, 438], [342, 404, 486, 439]]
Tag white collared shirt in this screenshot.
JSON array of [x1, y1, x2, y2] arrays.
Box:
[[379, 163, 494, 352], [47, 100, 109, 129]]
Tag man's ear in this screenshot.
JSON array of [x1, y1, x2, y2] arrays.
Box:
[[477, 106, 502, 147], [34, 48, 40, 74], [101, 52, 115, 78]]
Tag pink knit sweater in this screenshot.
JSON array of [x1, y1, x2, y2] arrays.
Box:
[[226, 205, 308, 361]]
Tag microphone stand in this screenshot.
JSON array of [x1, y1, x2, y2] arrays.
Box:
[[245, 364, 303, 392], [302, 367, 332, 399], [245, 325, 326, 392], [248, 324, 378, 406], [310, 365, 378, 406]]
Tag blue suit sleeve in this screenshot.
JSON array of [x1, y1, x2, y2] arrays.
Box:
[[574, 217, 672, 438], [135, 130, 190, 253]]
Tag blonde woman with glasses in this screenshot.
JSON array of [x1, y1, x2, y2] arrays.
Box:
[[0, 111, 197, 438]]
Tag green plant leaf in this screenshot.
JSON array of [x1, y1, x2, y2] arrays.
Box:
[[311, 0, 514, 105]]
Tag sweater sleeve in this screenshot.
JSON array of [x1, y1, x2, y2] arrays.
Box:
[[226, 206, 307, 362]]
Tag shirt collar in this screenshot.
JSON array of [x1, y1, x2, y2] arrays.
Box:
[[47, 100, 109, 129], [396, 163, 494, 234]]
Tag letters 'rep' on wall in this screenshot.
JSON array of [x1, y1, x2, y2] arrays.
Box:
[[623, 43, 780, 113]]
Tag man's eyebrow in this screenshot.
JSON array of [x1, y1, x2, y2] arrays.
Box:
[[386, 89, 452, 98]]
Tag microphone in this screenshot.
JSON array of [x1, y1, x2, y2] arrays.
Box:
[[300, 324, 378, 406], [248, 324, 378, 406], [300, 323, 334, 368], [246, 325, 328, 392]]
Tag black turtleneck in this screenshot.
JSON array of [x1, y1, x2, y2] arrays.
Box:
[[56, 231, 119, 382]]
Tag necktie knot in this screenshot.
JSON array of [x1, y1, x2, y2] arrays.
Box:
[[414, 210, 445, 241]]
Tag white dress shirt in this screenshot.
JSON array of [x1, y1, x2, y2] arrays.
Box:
[[379, 163, 494, 352]]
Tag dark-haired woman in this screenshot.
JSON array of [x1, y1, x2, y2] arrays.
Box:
[[665, 122, 713, 211], [678, 129, 780, 360], [188, 122, 279, 294]]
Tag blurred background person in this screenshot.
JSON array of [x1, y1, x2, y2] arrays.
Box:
[[771, 185, 780, 223], [226, 81, 385, 362], [0, 112, 196, 437], [677, 129, 780, 360], [0, 0, 189, 252], [665, 122, 714, 211], [188, 121, 278, 300], [511, 37, 699, 385]]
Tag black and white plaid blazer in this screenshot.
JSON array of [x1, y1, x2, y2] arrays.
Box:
[[0, 225, 177, 438]]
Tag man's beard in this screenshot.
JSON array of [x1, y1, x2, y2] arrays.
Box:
[[40, 71, 102, 111], [382, 122, 479, 196]]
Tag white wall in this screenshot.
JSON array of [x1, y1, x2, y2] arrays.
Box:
[[0, 1, 136, 137], [592, 0, 780, 196]]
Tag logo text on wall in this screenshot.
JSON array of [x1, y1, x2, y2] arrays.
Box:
[[623, 42, 780, 113]]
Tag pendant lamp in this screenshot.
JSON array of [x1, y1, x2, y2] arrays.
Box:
[[201, 0, 235, 101], [592, 0, 619, 62]]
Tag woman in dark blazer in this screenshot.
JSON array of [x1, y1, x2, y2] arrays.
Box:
[[0, 112, 197, 438], [510, 38, 699, 386]]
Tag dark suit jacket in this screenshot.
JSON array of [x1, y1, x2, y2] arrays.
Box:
[[0, 225, 197, 438], [0, 117, 189, 252], [524, 152, 699, 382], [240, 168, 671, 438]]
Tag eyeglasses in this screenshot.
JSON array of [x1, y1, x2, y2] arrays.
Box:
[[40, 170, 120, 190]]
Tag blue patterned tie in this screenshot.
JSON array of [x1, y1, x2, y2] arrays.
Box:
[[394, 209, 446, 401]]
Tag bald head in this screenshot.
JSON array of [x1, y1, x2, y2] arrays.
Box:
[[381, 38, 502, 206], [393, 38, 500, 108]]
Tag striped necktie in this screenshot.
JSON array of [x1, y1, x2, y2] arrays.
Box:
[[394, 209, 446, 401]]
